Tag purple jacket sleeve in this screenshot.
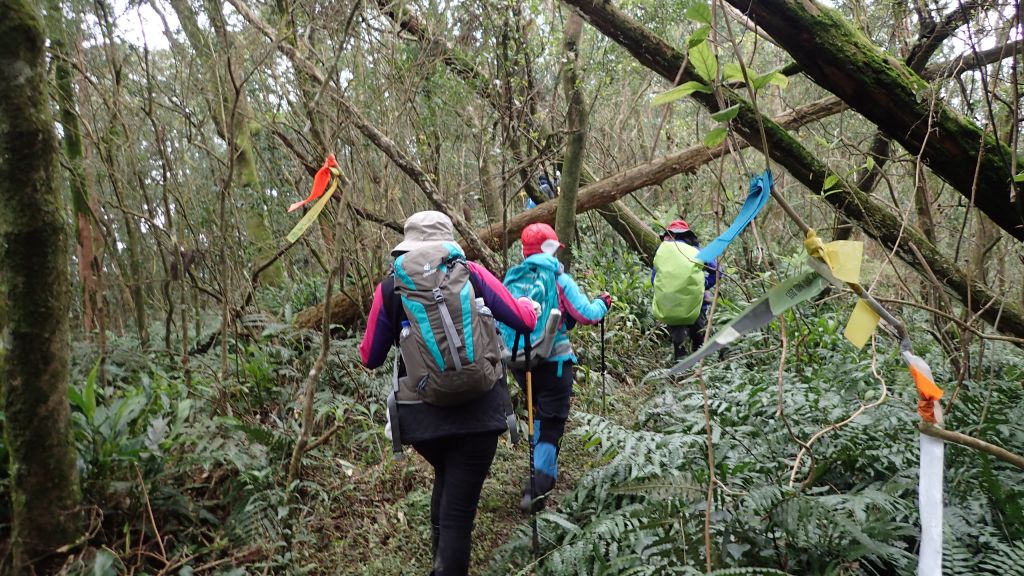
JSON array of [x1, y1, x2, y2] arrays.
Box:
[[466, 261, 537, 334], [359, 282, 394, 369]]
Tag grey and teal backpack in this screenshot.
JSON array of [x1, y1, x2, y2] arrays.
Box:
[[652, 241, 705, 325], [391, 243, 502, 406]]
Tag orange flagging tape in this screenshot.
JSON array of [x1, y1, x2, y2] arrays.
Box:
[[907, 357, 943, 423], [288, 154, 339, 212]]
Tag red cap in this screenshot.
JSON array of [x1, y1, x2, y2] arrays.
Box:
[[666, 219, 690, 234], [522, 223, 564, 256]]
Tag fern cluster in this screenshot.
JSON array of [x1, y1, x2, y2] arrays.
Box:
[[489, 292, 1024, 575]]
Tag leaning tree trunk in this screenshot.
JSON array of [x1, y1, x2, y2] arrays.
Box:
[[722, 0, 1024, 242], [833, 1, 983, 241], [555, 12, 588, 271], [560, 0, 1024, 341], [0, 1, 82, 572]]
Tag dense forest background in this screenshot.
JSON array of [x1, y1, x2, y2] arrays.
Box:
[[1, 0, 1023, 573]]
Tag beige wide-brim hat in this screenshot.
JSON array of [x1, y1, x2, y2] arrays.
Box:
[[391, 211, 464, 256]]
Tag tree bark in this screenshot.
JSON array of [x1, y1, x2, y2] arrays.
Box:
[[721, 0, 1024, 241], [560, 0, 1024, 340], [555, 13, 587, 271], [0, 1, 82, 571]]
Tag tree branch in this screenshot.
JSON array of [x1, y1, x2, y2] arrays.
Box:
[[920, 422, 1024, 470]]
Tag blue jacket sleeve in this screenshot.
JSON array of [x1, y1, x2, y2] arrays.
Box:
[[704, 258, 719, 291], [556, 273, 608, 326]]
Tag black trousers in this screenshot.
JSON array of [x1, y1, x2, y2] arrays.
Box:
[[512, 361, 573, 448], [413, 431, 500, 576], [669, 306, 709, 360]]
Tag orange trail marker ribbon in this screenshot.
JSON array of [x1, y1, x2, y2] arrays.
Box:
[[289, 154, 339, 213], [285, 154, 342, 244]]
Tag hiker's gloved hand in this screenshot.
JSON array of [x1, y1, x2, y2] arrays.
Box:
[[530, 299, 542, 316], [518, 297, 542, 317], [598, 292, 612, 310]]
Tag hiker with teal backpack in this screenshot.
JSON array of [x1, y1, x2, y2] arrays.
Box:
[[359, 211, 538, 576], [652, 219, 719, 360], [499, 223, 611, 512]]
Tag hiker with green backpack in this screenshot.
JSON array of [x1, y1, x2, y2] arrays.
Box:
[[359, 211, 538, 576], [652, 219, 720, 361], [499, 223, 611, 513]]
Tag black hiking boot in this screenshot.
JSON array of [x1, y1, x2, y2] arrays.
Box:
[[518, 472, 556, 513]]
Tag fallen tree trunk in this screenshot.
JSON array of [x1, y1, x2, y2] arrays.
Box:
[[722, 0, 1024, 241], [295, 96, 843, 329], [560, 0, 1024, 340]]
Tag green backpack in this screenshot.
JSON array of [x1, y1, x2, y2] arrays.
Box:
[[652, 241, 705, 325]]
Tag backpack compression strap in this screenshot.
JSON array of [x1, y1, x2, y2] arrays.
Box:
[[432, 259, 467, 371]]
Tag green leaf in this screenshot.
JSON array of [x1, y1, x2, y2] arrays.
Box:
[[704, 126, 728, 148], [651, 80, 711, 106], [711, 104, 740, 122], [685, 3, 711, 24], [92, 548, 119, 576], [823, 174, 840, 191], [723, 62, 746, 84], [83, 358, 100, 422], [687, 25, 710, 48], [753, 70, 790, 91], [689, 40, 718, 83], [1013, 171, 1024, 183]]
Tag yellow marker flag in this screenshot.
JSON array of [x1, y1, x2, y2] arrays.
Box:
[[824, 240, 863, 283], [844, 298, 881, 349]]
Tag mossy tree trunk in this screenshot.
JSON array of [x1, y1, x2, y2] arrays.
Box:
[[561, 0, 1024, 340], [555, 13, 587, 272], [46, 0, 103, 336], [169, 0, 258, 188], [832, 1, 982, 241], [722, 0, 1024, 242], [0, 0, 82, 572]]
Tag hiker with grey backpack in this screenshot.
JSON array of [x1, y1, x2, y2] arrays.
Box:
[[359, 211, 538, 576]]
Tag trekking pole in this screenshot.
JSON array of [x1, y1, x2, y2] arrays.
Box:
[[524, 334, 539, 562], [600, 319, 607, 416]]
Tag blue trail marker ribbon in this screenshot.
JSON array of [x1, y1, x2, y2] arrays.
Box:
[[696, 170, 773, 263]]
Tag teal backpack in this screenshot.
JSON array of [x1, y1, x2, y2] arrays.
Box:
[[652, 241, 705, 325], [499, 261, 562, 368]]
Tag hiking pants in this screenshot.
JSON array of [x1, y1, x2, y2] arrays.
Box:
[[414, 431, 500, 576], [669, 305, 708, 360], [513, 361, 574, 491]]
